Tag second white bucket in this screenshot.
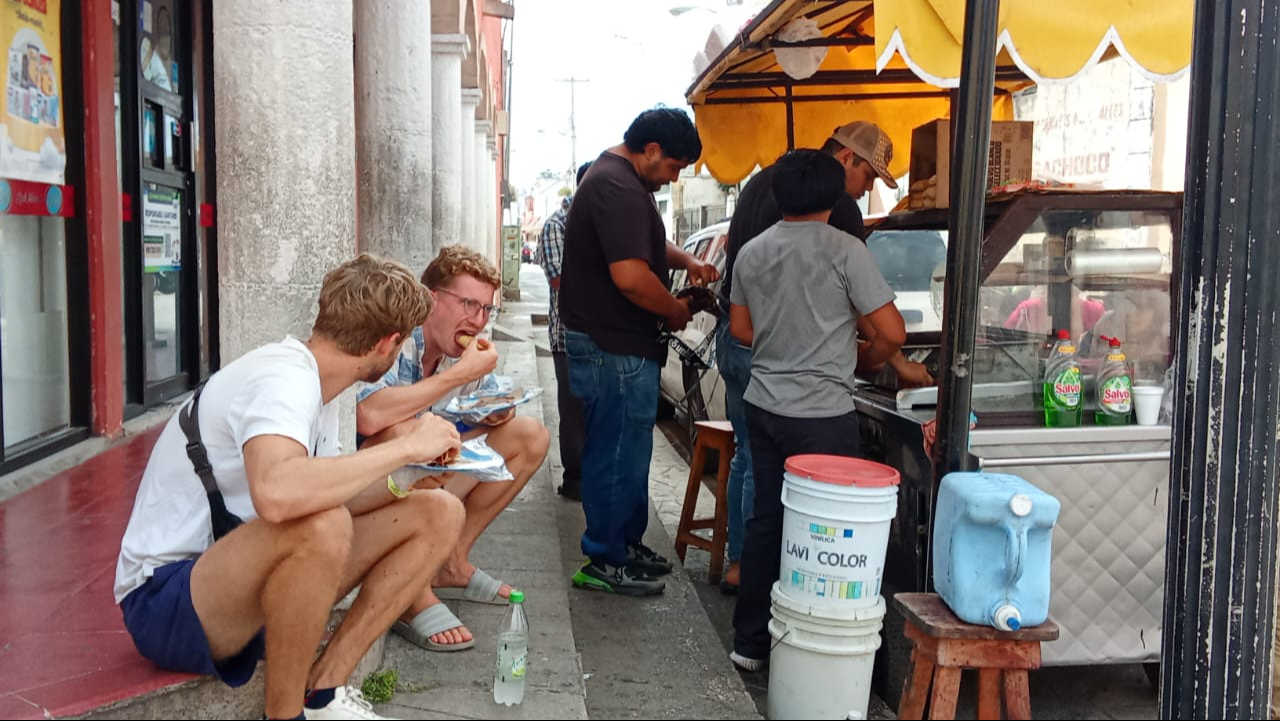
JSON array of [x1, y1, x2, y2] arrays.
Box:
[[768, 583, 885, 720], [779, 454, 900, 609]]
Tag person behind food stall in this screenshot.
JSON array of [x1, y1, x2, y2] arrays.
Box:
[[727, 149, 905, 671], [537, 161, 594, 502], [355, 246, 550, 652], [558, 107, 720, 596], [713, 120, 930, 597]]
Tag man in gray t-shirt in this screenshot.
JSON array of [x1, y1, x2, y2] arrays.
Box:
[[731, 221, 896, 416], [725, 150, 905, 669]]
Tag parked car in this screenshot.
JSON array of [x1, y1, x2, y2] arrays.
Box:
[[659, 221, 731, 426], [659, 222, 948, 427], [522, 240, 537, 263]]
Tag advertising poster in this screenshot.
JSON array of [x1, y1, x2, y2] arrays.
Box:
[[0, 0, 64, 184], [142, 185, 182, 272]]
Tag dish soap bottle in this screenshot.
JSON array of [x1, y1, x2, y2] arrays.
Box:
[[1043, 329, 1082, 427], [1095, 336, 1133, 426]]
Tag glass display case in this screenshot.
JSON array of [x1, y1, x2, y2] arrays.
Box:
[[868, 191, 1182, 426]]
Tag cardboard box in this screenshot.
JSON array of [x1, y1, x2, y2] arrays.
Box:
[[907, 119, 1034, 209]]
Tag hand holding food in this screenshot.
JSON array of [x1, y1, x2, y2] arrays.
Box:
[[453, 334, 499, 383], [401, 414, 462, 466]]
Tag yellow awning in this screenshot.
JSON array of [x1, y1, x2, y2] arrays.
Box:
[[687, 0, 1192, 184], [875, 0, 1193, 86]]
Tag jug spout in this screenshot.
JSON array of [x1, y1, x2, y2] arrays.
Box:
[[993, 603, 1022, 631]]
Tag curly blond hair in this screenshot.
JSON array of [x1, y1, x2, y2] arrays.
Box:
[[422, 245, 502, 290], [313, 253, 432, 355]]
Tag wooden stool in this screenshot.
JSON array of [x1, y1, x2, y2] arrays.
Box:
[[894, 593, 1059, 721], [674, 420, 735, 584]]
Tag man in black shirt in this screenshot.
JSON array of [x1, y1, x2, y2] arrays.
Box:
[[714, 121, 932, 601], [561, 108, 719, 596]]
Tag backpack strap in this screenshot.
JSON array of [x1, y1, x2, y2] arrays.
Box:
[[177, 384, 244, 541]]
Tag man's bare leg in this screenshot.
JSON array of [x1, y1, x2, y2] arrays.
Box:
[[433, 416, 550, 594], [189, 508, 355, 719], [307, 489, 465, 689]]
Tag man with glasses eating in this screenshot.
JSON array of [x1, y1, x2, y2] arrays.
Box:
[[356, 245, 550, 653]]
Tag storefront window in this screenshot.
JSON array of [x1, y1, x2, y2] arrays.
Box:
[[1, 215, 70, 450]]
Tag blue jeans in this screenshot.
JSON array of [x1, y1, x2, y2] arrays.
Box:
[[565, 331, 660, 567], [716, 317, 755, 564]]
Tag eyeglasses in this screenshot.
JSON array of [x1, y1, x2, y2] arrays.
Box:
[[435, 288, 501, 320]]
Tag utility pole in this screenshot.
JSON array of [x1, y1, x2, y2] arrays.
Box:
[[556, 77, 589, 185]]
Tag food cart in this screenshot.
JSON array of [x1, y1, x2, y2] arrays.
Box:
[[683, 0, 1193, 700], [854, 190, 1180, 690]]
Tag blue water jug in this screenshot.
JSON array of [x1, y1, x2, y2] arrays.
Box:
[[932, 472, 1061, 631]]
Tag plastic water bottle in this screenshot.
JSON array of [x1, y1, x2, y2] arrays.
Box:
[[1042, 329, 1082, 427], [1094, 336, 1133, 425], [493, 590, 528, 706]]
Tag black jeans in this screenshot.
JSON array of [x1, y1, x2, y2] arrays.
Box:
[[732, 402, 861, 659], [553, 351, 585, 492]]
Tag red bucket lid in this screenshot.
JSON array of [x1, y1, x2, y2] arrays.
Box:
[[784, 454, 901, 488]]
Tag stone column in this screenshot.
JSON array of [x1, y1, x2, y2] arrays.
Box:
[[474, 119, 491, 256], [459, 89, 482, 251], [431, 35, 469, 255], [355, 0, 432, 269], [487, 137, 499, 262], [214, 0, 355, 362]]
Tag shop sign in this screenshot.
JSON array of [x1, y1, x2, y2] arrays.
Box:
[[0, 0, 64, 184]]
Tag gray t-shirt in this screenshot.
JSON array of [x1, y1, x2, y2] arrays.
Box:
[[730, 220, 896, 418]]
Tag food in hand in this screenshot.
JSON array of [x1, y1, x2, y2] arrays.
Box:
[[432, 446, 461, 466], [458, 334, 474, 348]]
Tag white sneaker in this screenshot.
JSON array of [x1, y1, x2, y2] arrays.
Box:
[[303, 686, 399, 720]]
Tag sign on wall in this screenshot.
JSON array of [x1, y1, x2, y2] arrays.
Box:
[[0, 0, 64, 185], [142, 185, 182, 272]]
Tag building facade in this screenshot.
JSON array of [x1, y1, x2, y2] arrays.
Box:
[[0, 0, 511, 474]]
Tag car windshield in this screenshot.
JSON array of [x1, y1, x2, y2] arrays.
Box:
[[865, 230, 948, 292]]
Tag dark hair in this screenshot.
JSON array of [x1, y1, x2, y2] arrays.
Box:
[[576, 161, 593, 185], [819, 136, 846, 156], [771, 150, 845, 216], [820, 136, 870, 169], [622, 107, 702, 163]]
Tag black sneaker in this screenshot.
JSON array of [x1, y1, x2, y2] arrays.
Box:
[[627, 542, 674, 576], [571, 561, 666, 596]]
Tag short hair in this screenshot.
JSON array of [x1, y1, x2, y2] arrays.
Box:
[[622, 107, 702, 163], [820, 135, 871, 169], [576, 161, 593, 186], [771, 150, 846, 216], [313, 253, 432, 355], [422, 245, 502, 290]]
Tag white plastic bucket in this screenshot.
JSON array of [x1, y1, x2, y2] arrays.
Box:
[[768, 583, 885, 721], [779, 456, 900, 609]]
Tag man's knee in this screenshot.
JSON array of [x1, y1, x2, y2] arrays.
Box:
[[506, 416, 551, 457], [405, 489, 466, 541], [286, 507, 354, 566]]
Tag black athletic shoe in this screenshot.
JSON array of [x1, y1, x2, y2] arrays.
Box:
[[571, 561, 665, 596], [627, 542, 674, 576]]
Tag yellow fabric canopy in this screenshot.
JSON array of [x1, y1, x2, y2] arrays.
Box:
[[687, 0, 1192, 184], [875, 0, 1193, 86]]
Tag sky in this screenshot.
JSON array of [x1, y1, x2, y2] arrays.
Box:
[[507, 0, 762, 192]]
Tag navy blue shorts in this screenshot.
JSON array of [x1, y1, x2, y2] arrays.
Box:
[[120, 559, 265, 687]]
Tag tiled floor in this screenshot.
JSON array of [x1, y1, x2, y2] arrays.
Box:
[[0, 425, 195, 719]]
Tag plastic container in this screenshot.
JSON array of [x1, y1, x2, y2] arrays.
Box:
[[932, 472, 1061, 630], [1094, 336, 1133, 425], [779, 455, 900, 609], [1133, 383, 1164, 425], [767, 583, 884, 720], [493, 590, 528, 706], [1043, 329, 1082, 427]]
